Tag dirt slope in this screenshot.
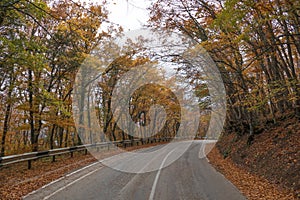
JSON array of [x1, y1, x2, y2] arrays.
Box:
[[210, 115, 300, 199]]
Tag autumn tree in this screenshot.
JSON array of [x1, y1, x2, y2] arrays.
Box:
[[148, 0, 300, 140], [0, 0, 117, 155]]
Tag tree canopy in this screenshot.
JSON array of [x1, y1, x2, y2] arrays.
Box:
[[0, 0, 299, 156]]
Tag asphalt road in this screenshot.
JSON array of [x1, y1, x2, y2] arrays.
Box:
[[24, 141, 246, 200]]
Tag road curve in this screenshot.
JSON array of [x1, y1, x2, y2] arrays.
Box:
[[24, 141, 246, 200]]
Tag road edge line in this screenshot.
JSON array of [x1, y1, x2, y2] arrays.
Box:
[[22, 160, 101, 199], [43, 167, 102, 200], [148, 149, 175, 200]]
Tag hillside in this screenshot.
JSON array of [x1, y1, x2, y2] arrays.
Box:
[[210, 114, 300, 199]]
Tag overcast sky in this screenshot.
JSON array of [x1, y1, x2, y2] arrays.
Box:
[[106, 0, 152, 31]]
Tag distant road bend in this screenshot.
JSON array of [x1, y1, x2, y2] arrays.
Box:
[[24, 141, 246, 200]]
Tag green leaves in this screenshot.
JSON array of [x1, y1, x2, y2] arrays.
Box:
[[0, 0, 116, 153]]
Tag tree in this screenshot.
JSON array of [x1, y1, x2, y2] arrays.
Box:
[[0, 0, 117, 155], [148, 0, 300, 139]]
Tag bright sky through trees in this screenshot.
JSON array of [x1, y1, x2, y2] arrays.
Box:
[[106, 0, 152, 31]]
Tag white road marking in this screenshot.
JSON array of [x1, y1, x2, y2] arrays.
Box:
[[22, 161, 102, 199], [25, 144, 166, 199], [198, 143, 209, 162], [198, 140, 217, 162], [148, 149, 176, 200], [43, 167, 103, 200], [24, 142, 188, 199], [118, 146, 169, 195]]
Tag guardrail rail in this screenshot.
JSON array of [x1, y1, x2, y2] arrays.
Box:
[[0, 138, 171, 169]]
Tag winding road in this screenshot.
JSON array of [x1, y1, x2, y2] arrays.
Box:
[[24, 141, 246, 200]]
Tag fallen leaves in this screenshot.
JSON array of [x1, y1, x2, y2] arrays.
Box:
[[207, 147, 299, 200]]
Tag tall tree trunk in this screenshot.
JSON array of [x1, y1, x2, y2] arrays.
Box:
[[50, 124, 56, 149], [64, 127, 69, 147], [0, 84, 13, 157], [28, 68, 38, 152]]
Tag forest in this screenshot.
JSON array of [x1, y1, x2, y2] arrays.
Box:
[[0, 0, 299, 157]]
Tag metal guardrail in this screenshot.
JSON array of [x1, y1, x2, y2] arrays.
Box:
[[0, 138, 170, 169]]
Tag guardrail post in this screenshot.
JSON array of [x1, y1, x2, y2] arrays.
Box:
[[52, 155, 56, 162], [28, 160, 31, 169], [84, 149, 88, 155], [70, 152, 73, 158]]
